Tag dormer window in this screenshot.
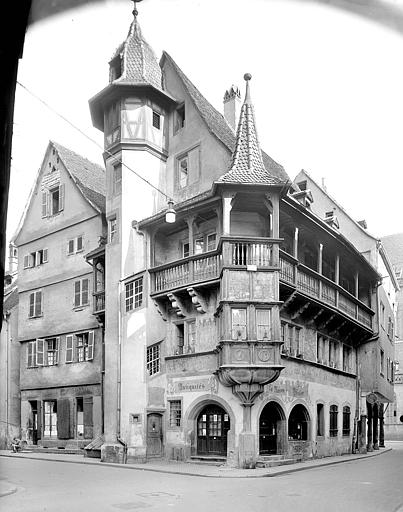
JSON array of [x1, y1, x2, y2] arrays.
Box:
[[297, 180, 307, 191], [174, 104, 185, 134]]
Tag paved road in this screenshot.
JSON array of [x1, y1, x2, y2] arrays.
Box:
[[1, 443, 403, 511]]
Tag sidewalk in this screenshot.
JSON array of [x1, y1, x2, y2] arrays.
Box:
[[0, 446, 392, 480]]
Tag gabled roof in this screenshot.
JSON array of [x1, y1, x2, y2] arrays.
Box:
[[218, 75, 283, 186], [161, 52, 289, 184], [4, 286, 18, 312], [382, 233, 403, 271], [110, 15, 162, 90], [52, 142, 106, 214]]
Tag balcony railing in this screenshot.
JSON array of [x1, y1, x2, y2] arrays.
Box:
[[93, 291, 105, 314], [279, 250, 373, 329], [151, 237, 278, 294]]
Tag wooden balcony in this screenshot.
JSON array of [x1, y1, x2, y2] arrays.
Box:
[[93, 291, 105, 315], [279, 250, 373, 329], [150, 237, 279, 295]]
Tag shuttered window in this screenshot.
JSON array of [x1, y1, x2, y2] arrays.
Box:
[[36, 339, 44, 366], [256, 309, 271, 340], [65, 335, 74, 363], [57, 398, 70, 439], [27, 341, 37, 367], [66, 331, 94, 363], [29, 291, 42, 318], [74, 279, 89, 307]]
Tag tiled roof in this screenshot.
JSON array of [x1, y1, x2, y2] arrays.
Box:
[[162, 52, 289, 185], [218, 78, 283, 186], [382, 233, 403, 270], [52, 142, 106, 214], [111, 18, 162, 90], [4, 287, 18, 312]]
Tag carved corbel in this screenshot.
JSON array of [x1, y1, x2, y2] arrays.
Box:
[[152, 298, 167, 322], [187, 287, 207, 314], [319, 313, 337, 330], [167, 293, 186, 317], [280, 291, 297, 311], [329, 320, 347, 337], [290, 302, 311, 320]]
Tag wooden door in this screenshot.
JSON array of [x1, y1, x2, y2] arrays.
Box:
[[197, 406, 229, 456], [147, 413, 163, 457]]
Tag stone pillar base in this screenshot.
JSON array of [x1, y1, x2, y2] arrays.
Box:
[[101, 443, 126, 463], [238, 432, 256, 469]]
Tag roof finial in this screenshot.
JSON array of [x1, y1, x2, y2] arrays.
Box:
[[244, 73, 252, 104], [132, 0, 143, 19]]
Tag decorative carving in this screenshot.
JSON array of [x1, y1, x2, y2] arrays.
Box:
[[187, 287, 207, 314], [280, 291, 297, 311], [232, 383, 264, 406], [329, 320, 347, 336], [318, 313, 337, 330], [291, 302, 311, 320], [167, 293, 186, 317], [152, 299, 167, 321]]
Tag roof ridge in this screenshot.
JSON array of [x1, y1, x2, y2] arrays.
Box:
[[50, 140, 105, 173]]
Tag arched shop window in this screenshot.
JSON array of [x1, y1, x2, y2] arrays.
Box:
[[288, 404, 309, 440]]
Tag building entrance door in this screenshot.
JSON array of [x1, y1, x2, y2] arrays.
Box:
[[147, 413, 163, 457], [259, 402, 284, 454], [197, 405, 230, 456]]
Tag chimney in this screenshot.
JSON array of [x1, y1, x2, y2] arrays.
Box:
[[223, 85, 241, 131], [357, 219, 367, 229]]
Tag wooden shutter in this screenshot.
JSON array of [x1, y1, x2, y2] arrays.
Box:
[[29, 293, 35, 317], [55, 337, 60, 364], [188, 146, 200, 184], [74, 281, 81, 307], [83, 396, 93, 439], [36, 401, 42, 440], [36, 339, 44, 366], [43, 248, 48, 263], [82, 279, 89, 305], [35, 251, 41, 266], [77, 236, 83, 252], [35, 291, 42, 317], [87, 331, 94, 361], [23, 255, 29, 268], [41, 191, 48, 217], [57, 398, 70, 439], [65, 335, 74, 363], [59, 184, 65, 211]]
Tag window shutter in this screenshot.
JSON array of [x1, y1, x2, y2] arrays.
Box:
[[57, 398, 70, 439], [83, 396, 93, 439], [55, 337, 60, 364], [29, 293, 35, 317], [36, 339, 44, 366], [36, 401, 42, 440], [41, 191, 48, 217], [35, 251, 41, 266], [77, 236, 83, 252], [188, 146, 200, 184], [74, 281, 81, 307], [65, 335, 74, 363], [82, 279, 89, 305], [68, 239, 75, 255], [29, 254, 35, 268], [87, 331, 94, 361], [35, 291, 42, 317], [24, 255, 29, 269], [43, 248, 48, 263], [59, 184, 65, 211]]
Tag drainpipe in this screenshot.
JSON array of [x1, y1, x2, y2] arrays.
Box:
[[4, 311, 10, 444], [116, 278, 126, 463]]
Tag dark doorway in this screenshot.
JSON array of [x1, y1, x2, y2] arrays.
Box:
[[29, 400, 40, 445], [259, 401, 284, 454], [147, 413, 163, 457], [197, 404, 230, 456]]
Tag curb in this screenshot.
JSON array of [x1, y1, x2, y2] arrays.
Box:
[[0, 448, 392, 479]]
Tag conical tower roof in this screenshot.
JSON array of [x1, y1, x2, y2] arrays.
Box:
[[110, 10, 162, 90], [218, 74, 282, 185]]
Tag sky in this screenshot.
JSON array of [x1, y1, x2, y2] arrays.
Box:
[[7, 0, 403, 252]]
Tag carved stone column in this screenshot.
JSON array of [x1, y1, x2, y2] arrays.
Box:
[[367, 403, 373, 452], [373, 403, 379, 450], [379, 404, 385, 448]]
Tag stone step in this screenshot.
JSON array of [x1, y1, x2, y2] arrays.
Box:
[[189, 455, 226, 466], [258, 454, 286, 461], [25, 447, 84, 456], [256, 457, 296, 468]]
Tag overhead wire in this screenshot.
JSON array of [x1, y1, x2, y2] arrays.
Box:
[[16, 80, 174, 203]]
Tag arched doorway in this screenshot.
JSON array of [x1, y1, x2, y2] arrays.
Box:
[[259, 401, 285, 454], [197, 404, 230, 456], [288, 404, 310, 440]]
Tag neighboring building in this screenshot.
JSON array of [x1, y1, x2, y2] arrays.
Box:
[[12, 141, 106, 450], [294, 170, 398, 450], [382, 233, 403, 439], [86, 7, 390, 467], [0, 263, 20, 448]]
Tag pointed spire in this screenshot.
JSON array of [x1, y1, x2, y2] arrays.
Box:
[[109, 0, 162, 89], [218, 73, 280, 185]]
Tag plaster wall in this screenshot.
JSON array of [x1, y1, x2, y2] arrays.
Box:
[[0, 305, 20, 448]]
